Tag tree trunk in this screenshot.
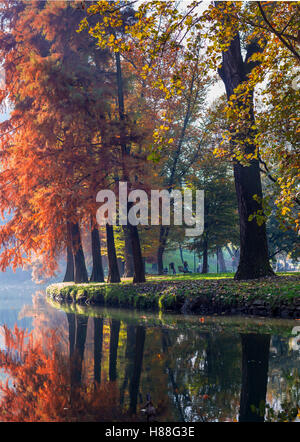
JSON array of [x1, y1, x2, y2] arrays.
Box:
[[129, 221, 146, 283], [70, 221, 89, 283], [90, 222, 104, 282], [115, 52, 146, 284], [202, 239, 208, 274], [63, 244, 74, 282], [63, 223, 74, 282], [217, 247, 227, 273], [106, 224, 120, 283], [123, 225, 134, 277], [239, 333, 270, 422], [218, 28, 274, 280]]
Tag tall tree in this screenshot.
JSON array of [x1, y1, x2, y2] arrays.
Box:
[[95, 1, 299, 279], [217, 26, 274, 279], [63, 223, 75, 282], [0, 1, 115, 281], [189, 150, 239, 274], [106, 225, 121, 283]]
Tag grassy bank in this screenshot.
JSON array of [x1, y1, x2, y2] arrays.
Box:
[[46, 272, 300, 318]]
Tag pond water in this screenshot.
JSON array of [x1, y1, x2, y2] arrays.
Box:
[[0, 284, 299, 422]]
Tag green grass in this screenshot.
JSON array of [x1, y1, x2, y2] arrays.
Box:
[[136, 271, 299, 282], [46, 272, 300, 318], [144, 272, 235, 281]]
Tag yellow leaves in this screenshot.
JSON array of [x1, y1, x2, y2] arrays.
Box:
[[185, 16, 193, 26], [281, 207, 291, 216], [108, 34, 115, 44]]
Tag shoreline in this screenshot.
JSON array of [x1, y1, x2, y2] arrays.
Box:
[[46, 274, 300, 319]]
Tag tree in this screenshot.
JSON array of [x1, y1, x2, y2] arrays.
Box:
[[94, 1, 298, 279], [189, 151, 239, 274], [217, 27, 274, 279], [267, 213, 300, 264], [90, 218, 105, 282], [106, 225, 121, 283], [80, 2, 148, 283], [0, 1, 115, 282]]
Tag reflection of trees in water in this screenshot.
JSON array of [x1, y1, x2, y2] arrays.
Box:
[[109, 319, 120, 382], [156, 329, 242, 421], [4, 297, 300, 422], [266, 335, 300, 421], [69, 315, 88, 388], [119, 325, 147, 416], [129, 326, 146, 415], [0, 324, 124, 421], [239, 334, 270, 422], [93, 318, 104, 385]]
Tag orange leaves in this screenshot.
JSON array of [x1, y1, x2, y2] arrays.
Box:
[[0, 1, 120, 274]]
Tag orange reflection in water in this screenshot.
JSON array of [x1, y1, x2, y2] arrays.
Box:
[[0, 324, 126, 422]]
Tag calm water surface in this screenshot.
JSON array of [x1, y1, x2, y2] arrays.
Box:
[[0, 284, 299, 422]]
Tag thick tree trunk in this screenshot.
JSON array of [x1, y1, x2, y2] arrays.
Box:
[[123, 225, 134, 277], [70, 221, 89, 283], [239, 334, 270, 422], [217, 247, 227, 273], [106, 224, 121, 283], [218, 30, 274, 280], [202, 239, 208, 274], [63, 244, 74, 282], [233, 160, 274, 279], [63, 223, 74, 282], [129, 221, 146, 283], [90, 222, 104, 282]]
